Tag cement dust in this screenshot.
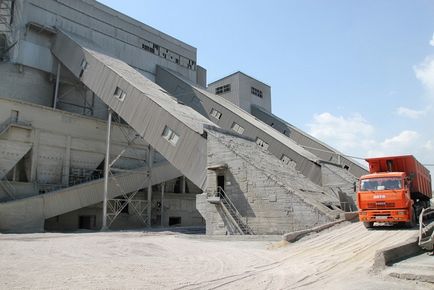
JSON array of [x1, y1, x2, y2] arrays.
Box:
[[0, 223, 431, 289]]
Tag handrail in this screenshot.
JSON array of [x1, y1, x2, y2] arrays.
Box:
[[0, 117, 32, 135], [215, 186, 254, 235], [419, 207, 434, 246]]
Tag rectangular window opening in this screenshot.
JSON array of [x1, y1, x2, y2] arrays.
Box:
[[256, 137, 269, 150], [215, 84, 231, 95], [210, 108, 222, 120], [281, 154, 291, 165], [251, 87, 263, 98], [231, 122, 244, 135], [162, 126, 179, 145], [114, 86, 126, 101], [169, 217, 182, 226], [79, 59, 88, 78]]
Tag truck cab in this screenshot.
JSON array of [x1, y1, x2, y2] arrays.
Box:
[[358, 172, 414, 228], [357, 155, 431, 229]]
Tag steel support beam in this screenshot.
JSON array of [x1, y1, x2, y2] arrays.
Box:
[[53, 62, 61, 109], [147, 145, 153, 227], [102, 109, 112, 230], [161, 182, 165, 227]]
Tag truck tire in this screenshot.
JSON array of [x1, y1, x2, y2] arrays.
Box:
[[363, 222, 374, 229], [405, 211, 417, 228]]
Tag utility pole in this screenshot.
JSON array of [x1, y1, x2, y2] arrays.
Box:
[[101, 109, 112, 231]]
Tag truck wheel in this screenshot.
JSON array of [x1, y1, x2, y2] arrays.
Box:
[[406, 212, 417, 228], [363, 222, 374, 229]]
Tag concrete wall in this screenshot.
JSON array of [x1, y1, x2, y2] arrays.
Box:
[[0, 98, 153, 195], [0, 63, 53, 106], [207, 72, 271, 113], [197, 129, 340, 235], [45, 191, 203, 231], [9, 0, 197, 82]]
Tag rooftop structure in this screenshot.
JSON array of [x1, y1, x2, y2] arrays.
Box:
[[207, 71, 272, 114]]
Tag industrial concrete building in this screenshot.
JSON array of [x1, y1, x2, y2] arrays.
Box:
[[0, 0, 366, 234]]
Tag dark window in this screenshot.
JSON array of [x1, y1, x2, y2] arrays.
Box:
[[169, 217, 181, 226], [210, 108, 222, 120], [114, 87, 126, 101], [215, 84, 231, 95], [251, 87, 263, 98]]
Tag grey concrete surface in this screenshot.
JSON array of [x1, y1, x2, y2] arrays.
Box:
[[385, 252, 434, 283]]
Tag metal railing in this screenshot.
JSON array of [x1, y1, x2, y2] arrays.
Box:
[[0, 117, 32, 135], [215, 186, 254, 235], [418, 207, 434, 251]]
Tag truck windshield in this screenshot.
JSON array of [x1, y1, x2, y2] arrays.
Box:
[[360, 177, 402, 191]]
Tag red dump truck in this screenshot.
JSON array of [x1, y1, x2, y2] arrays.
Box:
[[357, 155, 432, 228]]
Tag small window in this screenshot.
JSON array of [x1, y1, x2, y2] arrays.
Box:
[[231, 122, 244, 135], [256, 137, 269, 150], [251, 87, 263, 98], [215, 84, 231, 95], [162, 126, 179, 145], [114, 87, 126, 101], [81, 59, 88, 70], [210, 108, 222, 120], [79, 59, 88, 78], [281, 154, 291, 165]]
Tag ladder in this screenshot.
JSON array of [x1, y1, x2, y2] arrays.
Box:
[[216, 186, 254, 235]]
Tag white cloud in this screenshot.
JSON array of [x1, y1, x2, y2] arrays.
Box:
[[414, 56, 434, 98], [423, 140, 433, 151], [430, 33, 434, 46], [307, 112, 434, 175], [380, 130, 420, 153], [308, 112, 375, 151], [396, 106, 430, 119]]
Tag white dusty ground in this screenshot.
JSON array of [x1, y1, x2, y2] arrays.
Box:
[[0, 222, 432, 289]]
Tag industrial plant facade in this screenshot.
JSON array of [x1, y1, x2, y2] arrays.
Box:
[[0, 0, 366, 234]]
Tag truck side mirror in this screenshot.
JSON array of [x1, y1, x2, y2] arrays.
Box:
[[409, 172, 416, 180]]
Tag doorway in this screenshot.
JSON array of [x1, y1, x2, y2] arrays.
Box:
[[217, 175, 225, 193], [78, 215, 96, 230]]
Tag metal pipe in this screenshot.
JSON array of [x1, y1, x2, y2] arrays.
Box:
[[102, 109, 112, 231], [161, 182, 165, 227], [53, 63, 60, 109], [147, 145, 153, 228]]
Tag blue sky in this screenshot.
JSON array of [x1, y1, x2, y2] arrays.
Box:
[[99, 0, 434, 171]]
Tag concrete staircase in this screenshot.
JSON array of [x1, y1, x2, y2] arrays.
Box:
[[0, 161, 181, 232], [209, 187, 254, 235]]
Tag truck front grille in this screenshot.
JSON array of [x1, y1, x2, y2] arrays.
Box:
[[367, 202, 395, 209]]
